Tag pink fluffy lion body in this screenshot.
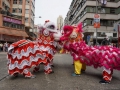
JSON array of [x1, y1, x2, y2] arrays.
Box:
[[60, 23, 120, 84]]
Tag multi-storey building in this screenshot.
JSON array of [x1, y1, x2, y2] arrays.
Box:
[[0, 0, 28, 43], [12, 0, 36, 39], [33, 24, 39, 37], [64, 0, 120, 45], [57, 15, 64, 30]]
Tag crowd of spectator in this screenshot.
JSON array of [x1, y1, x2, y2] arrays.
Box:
[[0, 42, 9, 52]]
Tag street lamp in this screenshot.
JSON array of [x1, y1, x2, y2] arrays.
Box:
[[33, 16, 41, 31], [31, 16, 41, 39]]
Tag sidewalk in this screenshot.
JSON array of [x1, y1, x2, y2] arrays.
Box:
[[0, 52, 7, 54]]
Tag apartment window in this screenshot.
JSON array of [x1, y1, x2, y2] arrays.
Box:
[[90, 19, 94, 25], [81, 0, 86, 6], [83, 22, 87, 27], [81, 11, 84, 17], [13, 0, 17, 4], [74, 11, 78, 16], [109, 0, 115, 1], [26, 0, 30, 5], [3, 22, 9, 27], [12, 8, 17, 13], [25, 18, 29, 23], [17, 24, 21, 29], [5, 6, 10, 11], [90, 7, 95, 12], [31, 10, 34, 16], [15, 24, 19, 28], [77, 4, 81, 11], [2, 2, 5, 7], [98, 32, 106, 37], [101, 8, 106, 13], [100, 20, 107, 26], [108, 20, 115, 26], [19, 0, 22, 4], [20, 25, 24, 30], [25, 9, 29, 14], [31, 19, 34, 25], [113, 33, 117, 37], [32, 0, 35, 6], [18, 9, 22, 13], [110, 8, 116, 14], [84, 8, 87, 14], [118, 7, 120, 14], [12, 24, 17, 28]]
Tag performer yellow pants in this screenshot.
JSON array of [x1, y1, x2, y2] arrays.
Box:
[[59, 48, 64, 54], [74, 60, 86, 74]]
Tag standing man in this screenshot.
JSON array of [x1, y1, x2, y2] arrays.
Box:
[[101, 36, 110, 45], [0, 42, 2, 52], [4, 42, 8, 52]]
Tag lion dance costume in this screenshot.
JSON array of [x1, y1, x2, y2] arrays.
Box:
[[60, 23, 86, 76], [60, 23, 120, 84], [34, 20, 62, 73], [7, 20, 62, 78]]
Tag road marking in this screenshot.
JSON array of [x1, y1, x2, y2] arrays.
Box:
[[0, 74, 9, 82]]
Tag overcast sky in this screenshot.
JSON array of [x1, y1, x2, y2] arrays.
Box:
[[34, 0, 72, 25]]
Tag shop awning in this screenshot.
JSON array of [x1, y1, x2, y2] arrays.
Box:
[[0, 29, 28, 37]]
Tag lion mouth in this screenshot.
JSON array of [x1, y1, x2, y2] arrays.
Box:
[[71, 35, 77, 39]]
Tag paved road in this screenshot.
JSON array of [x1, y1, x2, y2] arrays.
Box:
[[0, 52, 120, 90]]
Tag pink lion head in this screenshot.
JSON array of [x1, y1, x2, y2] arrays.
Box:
[[60, 22, 84, 41]]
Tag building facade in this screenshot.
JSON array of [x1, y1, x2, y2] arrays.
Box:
[[0, 0, 28, 43], [64, 0, 120, 45], [12, 0, 36, 39], [57, 15, 63, 30], [33, 24, 39, 38]]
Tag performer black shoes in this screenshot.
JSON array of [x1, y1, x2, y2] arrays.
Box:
[[99, 80, 110, 84]]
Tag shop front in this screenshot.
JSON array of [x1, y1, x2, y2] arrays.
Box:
[[0, 28, 28, 43], [0, 34, 23, 43]]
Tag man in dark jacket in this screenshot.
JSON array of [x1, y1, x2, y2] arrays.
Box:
[[101, 37, 110, 45]]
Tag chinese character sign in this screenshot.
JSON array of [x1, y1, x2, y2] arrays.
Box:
[[3, 17, 22, 24], [93, 14, 100, 28]]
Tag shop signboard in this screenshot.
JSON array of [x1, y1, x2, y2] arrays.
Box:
[[93, 14, 100, 28], [3, 17, 22, 24]]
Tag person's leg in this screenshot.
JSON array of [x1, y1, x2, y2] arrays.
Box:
[[99, 67, 113, 84], [33, 65, 40, 72], [44, 60, 53, 74], [13, 73, 19, 77], [72, 60, 82, 76], [50, 59, 54, 67], [23, 69, 36, 78], [81, 63, 86, 72], [5, 47, 7, 52]]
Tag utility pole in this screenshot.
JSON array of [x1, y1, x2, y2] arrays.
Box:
[[96, 0, 98, 45]]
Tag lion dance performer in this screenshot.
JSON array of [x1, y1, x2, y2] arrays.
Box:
[[33, 20, 62, 72], [7, 20, 62, 78], [60, 23, 120, 84], [60, 23, 86, 76]]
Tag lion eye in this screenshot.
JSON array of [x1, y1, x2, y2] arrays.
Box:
[[48, 25, 55, 29]]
